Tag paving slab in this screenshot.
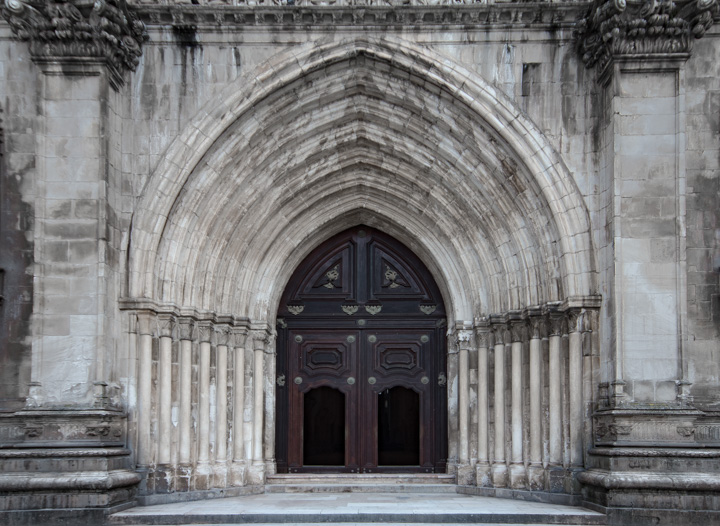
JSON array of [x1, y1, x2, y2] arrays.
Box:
[[108, 492, 606, 525]]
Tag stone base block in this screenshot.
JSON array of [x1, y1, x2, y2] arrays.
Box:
[[508, 462, 526, 489], [247, 461, 266, 485], [456, 463, 474, 486], [526, 464, 544, 490], [475, 462, 491, 487], [491, 462, 507, 487]]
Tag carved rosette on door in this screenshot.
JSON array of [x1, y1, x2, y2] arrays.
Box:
[[276, 226, 447, 474]]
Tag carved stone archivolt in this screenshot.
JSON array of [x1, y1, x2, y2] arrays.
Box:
[[576, 0, 719, 72], [1, 0, 148, 88]]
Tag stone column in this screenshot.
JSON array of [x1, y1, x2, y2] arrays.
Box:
[[176, 318, 195, 491], [196, 322, 213, 489], [249, 330, 267, 484], [264, 332, 277, 475], [215, 325, 230, 487], [157, 316, 174, 467], [231, 328, 248, 485], [491, 322, 507, 487], [509, 317, 526, 489], [547, 312, 565, 491], [567, 310, 584, 470], [136, 312, 154, 468], [527, 313, 544, 489], [456, 327, 473, 485], [475, 323, 491, 486]]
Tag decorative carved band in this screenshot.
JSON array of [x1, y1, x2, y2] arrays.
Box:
[[2, 0, 148, 88], [133, 2, 581, 29], [576, 0, 718, 72]]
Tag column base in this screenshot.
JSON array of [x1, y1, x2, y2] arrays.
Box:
[[491, 462, 507, 487], [231, 460, 247, 486], [456, 463, 475, 485], [212, 460, 228, 488], [247, 461, 266, 485], [545, 465, 565, 493], [475, 461, 492, 487], [508, 462, 526, 489], [194, 461, 212, 490], [527, 463, 544, 490]]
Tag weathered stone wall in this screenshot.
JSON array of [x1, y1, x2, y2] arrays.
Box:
[[0, 0, 719, 523]]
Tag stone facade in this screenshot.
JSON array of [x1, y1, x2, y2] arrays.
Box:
[[0, 0, 719, 524]]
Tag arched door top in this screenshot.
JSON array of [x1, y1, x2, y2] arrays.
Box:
[[279, 226, 446, 321], [126, 36, 596, 321]]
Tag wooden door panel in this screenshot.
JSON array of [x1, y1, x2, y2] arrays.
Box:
[[287, 330, 359, 472], [277, 226, 447, 473]]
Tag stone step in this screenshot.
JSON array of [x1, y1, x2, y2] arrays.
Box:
[[265, 483, 457, 493], [266, 473, 456, 485], [108, 492, 607, 525]]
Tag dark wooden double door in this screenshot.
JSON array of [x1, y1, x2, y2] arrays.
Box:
[[276, 226, 447, 474]]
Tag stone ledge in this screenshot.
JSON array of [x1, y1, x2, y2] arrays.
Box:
[[0, 470, 142, 491], [133, 2, 586, 29], [579, 469, 720, 490]]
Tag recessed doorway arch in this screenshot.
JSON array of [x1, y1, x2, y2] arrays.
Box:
[[276, 225, 448, 474]]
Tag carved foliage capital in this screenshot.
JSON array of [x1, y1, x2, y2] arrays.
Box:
[[455, 329, 473, 349], [491, 323, 507, 345], [197, 322, 214, 344], [157, 315, 174, 338], [567, 309, 586, 333], [528, 315, 546, 339], [231, 328, 248, 349], [2, 0, 148, 88], [215, 324, 231, 347], [575, 0, 719, 72], [547, 313, 566, 337], [177, 318, 195, 341]]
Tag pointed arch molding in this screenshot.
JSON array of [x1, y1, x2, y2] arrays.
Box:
[[125, 37, 596, 321]]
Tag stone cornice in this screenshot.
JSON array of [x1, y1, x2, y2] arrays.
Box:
[[130, 2, 585, 30], [576, 0, 718, 74], [1, 0, 148, 88]]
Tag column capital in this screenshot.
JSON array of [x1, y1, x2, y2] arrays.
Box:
[[215, 324, 232, 347], [491, 320, 508, 345], [567, 308, 586, 334], [508, 316, 525, 343], [197, 322, 214, 344], [136, 311, 154, 336], [231, 327, 248, 349], [177, 318, 196, 341], [528, 313, 546, 340], [1, 0, 148, 89], [454, 328, 473, 349], [575, 0, 718, 76], [157, 314, 175, 339], [547, 312, 566, 337]]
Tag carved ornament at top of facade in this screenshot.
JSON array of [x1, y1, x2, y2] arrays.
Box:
[[2, 0, 148, 88], [576, 0, 718, 73], [129, 0, 583, 29]]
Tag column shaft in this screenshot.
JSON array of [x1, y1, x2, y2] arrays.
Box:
[[253, 345, 264, 463], [217, 344, 228, 462], [138, 331, 153, 466], [458, 346, 469, 463], [233, 345, 246, 461], [492, 338, 507, 486], [179, 339, 192, 464], [158, 335, 173, 464], [548, 333, 562, 465], [569, 328, 583, 467], [198, 341, 211, 463]]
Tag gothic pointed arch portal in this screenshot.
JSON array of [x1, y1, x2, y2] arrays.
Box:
[[276, 226, 447, 473]]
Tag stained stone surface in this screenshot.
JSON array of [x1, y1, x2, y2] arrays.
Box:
[[0, 0, 719, 524]]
